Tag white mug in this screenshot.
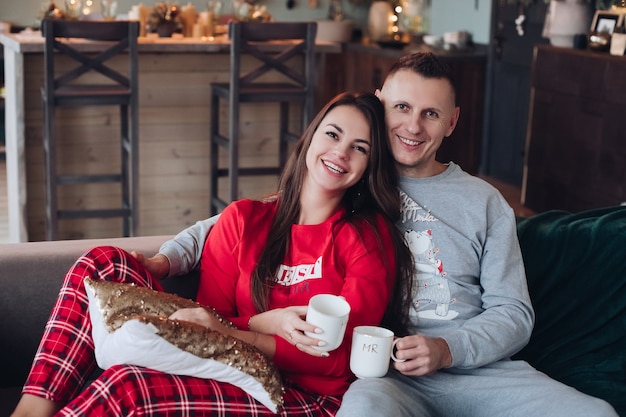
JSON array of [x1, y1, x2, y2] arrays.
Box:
[[304, 294, 351, 352], [350, 326, 404, 378]]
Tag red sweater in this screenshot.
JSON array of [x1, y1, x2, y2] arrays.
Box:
[[197, 199, 396, 396]]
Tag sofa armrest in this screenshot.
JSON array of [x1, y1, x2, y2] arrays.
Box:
[[514, 206, 626, 416], [0, 235, 171, 388]]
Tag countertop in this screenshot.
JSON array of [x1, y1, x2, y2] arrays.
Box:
[[0, 31, 341, 54], [0, 30, 487, 59]]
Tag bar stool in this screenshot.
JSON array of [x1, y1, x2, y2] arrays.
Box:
[[41, 19, 139, 240], [209, 21, 317, 214]]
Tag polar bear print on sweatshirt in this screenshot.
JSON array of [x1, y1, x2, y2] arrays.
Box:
[[405, 229, 456, 319]]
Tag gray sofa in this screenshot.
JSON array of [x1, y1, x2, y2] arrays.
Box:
[[0, 235, 199, 415], [1, 206, 625, 415]]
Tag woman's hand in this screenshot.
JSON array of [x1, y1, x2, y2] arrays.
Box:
[[131, 251, 170, 280], [249, 307, 328, 357], [169, 307, 229, 333]]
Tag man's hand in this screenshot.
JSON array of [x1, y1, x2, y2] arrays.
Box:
[[392, 334, 452, 376], [131, 251, 170, 280]]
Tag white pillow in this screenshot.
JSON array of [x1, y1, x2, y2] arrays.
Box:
[[84, 278, 284, 413]]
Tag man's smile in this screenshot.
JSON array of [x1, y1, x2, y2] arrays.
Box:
[[397, 134, 424, 147]]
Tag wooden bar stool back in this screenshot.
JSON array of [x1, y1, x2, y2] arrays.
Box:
[[41, 19, 139, 240], [209, 21, 317, 214]]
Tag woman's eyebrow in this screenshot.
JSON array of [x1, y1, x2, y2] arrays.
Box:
[[326, 123, 371, 145], [327, 123, 344, 134]]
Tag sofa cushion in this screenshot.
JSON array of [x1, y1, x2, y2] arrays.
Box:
[[514, 206, 626, 415], [85, 278, 284, 412]]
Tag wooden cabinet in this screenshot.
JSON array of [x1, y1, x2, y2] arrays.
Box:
[[485, 1, 549, 187], [323, 44, 487, 175], [341, 46, 395, 94], [522, 45, 626, 213]]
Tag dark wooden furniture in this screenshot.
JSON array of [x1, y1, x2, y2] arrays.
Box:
[[1, 42, 4, 157], [41, 19, 139, 240], [324, 43, 487, 175], [2, 33, 339, 242], [209, 21, 317, 214], [485, 1, 549, 186], [522, 45, 626, 213]]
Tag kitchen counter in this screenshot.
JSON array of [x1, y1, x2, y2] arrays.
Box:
[[1, 31, 341, 54], [2, 30, 486, 242], [1, 32, 339, 242]]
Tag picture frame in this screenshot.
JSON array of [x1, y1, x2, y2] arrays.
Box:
[[590, 10, 624, 35]]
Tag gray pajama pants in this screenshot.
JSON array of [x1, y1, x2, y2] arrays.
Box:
[[337, 360, 617, 417]]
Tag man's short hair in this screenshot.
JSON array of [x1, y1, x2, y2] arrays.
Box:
[[387, 52, 458, 100]]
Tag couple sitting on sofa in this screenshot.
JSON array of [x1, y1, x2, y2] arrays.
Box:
[[11, 52, 617, 417]]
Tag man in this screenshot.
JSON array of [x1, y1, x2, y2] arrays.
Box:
[[136, 53, 617, 417]]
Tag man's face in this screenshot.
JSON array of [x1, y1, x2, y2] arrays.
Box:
[[376, 69, 460, 178]]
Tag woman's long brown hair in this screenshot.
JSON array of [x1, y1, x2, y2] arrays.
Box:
[[251, 92, 414, 336]]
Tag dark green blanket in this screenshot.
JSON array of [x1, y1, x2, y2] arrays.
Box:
[[514, 206, 626, 416]]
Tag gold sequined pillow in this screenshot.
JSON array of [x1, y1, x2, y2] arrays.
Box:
[[84, 278, 284, 412]]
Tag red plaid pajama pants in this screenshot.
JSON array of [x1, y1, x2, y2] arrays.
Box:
[[22, 246, 341, 416]]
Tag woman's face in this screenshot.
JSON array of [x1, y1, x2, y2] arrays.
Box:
[[304, 105, 372, 197]]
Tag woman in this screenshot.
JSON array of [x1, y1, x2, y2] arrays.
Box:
[[11, 92, 414, 417]]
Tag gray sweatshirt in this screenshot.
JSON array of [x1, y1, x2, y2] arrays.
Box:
[[396, 162, 534, 369]]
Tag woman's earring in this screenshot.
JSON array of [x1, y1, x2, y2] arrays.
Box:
[[352, 178, 366, 213], [357, 178, 366, 197]]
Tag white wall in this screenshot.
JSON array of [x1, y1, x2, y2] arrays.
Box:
[[0, 0, 491, 44], [431, 0, 491, 44]]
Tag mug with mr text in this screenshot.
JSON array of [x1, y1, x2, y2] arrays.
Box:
[[350, 325, 404, 378], [304, 294, 351, 352]]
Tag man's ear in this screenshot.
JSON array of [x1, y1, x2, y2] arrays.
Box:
[[374, 88, 382, 98], [445, 106, 461, 138]]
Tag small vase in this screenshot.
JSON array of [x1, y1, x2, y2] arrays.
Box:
[[368, 1, 393, 42], [64, 0, 83, 20], [542, 0, 592, 47], [157, 21, 176, 37]]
